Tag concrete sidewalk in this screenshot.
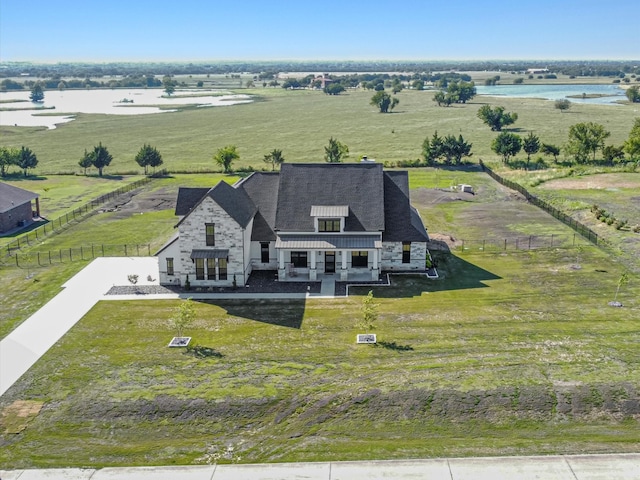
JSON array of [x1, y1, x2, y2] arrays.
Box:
[[1, 454, 639, 479]]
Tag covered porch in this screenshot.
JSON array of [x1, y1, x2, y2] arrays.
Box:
[[275, 234, 383, 282]]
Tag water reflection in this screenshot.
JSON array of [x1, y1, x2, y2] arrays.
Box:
[[0, 88, 253, 129]]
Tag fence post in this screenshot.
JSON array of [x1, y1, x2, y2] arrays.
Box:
[[125, 244, 128, 256], [92, 244, 95, 258], [528, 236, 532, 250], [37, 252, 41, 266], [504, 239, 507, 251], [49, 251, 52, 264], [102, 244, 104, 256], [81, 246, 84, 260], [16, 255, 19, 267], [70, 248, 72, 261]]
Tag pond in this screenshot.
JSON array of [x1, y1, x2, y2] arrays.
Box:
[[475, 84, 627, 105], [0, 88, 253, 129]]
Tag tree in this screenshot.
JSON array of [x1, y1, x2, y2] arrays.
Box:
[[324, 137, 349, 163], [477, 105, 518, 131], [442, 134, 473, 165], [324, 83, 345, 95], [358, 290, 378, 331], [626, 85, 640, 103], [169, 298, 196, 338], [422, 131, 444, 165], [79, 149, 93, 175], [602, 145, 625, 165], [554, 98, 571, 112], [213, 145, 239, 173], [541, 143, 561, 162], [0, 147, 19, 177], [412, 79, 425, 90], [91, 142, 113, 176], [135, 144, 163, 174], [612, 272, 629, 305], [370, 91, 399, 113], [162, 75, 176, 96], [433, 90, 451, 107], [263, 148, 285, 171], [17, 146, 38, 176], [623, 118, 640, 160], [492, 132, 522, 163], [522, 132, 541, 167], [447, 81, 476, 103], [29, 84, 44, 102], [566, 122, 610, 163]]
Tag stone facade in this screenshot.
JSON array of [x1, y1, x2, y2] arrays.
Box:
[[381, 241, 427, 271], [177, 197, 247, 287]]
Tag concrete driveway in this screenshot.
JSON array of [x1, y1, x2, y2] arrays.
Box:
[[0, 257, 160, 397]]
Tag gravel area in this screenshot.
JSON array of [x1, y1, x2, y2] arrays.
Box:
[[106, 270, 322, 295]]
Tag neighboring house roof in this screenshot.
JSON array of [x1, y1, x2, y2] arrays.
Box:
[[0, 182, 39, 214], [173, 164, 428, 243], [274, 163, 385, 232]]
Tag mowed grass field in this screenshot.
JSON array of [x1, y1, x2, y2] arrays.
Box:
[[1, 169, 639, 467], [1, 87, 637, 173]]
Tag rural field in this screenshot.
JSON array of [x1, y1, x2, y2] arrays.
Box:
[[1, 166, 639, 467], [0, 85, 637, 174], [1, 82, 639, 467]]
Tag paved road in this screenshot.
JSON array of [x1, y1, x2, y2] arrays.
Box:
[[1, 454, 639, 479]]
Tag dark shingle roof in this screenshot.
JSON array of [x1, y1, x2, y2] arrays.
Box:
[[175, 182, 256, 228], [175, 187, 210, 216], [208, 181, 256, 228], [0, 182, 39, 214], [382, 171, 429, 242], [274, 163, 385, 232], [236, 172, 280, 241]]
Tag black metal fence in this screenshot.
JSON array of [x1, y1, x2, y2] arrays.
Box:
[[482, 164, 599, 245], [455, 233, 591, 253], [10, 243, 152, 269], [3, 171, 166, 256]]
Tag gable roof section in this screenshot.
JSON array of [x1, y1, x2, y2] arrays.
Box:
[[236, 172, 280, 241], [382, 171, 429, 242], [175, 187, 210, 216], [0, 182, 39, 214], [274, 163, 385, 232], [175, 181, 256, 228], [208, 180, 257, 228]]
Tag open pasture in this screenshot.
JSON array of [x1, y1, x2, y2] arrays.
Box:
[[0, 88, 636, 174]]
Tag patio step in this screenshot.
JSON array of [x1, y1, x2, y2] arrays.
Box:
[[320, 277, 336, 297]]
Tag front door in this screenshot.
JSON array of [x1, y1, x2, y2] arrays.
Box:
[[325, 252, 335, 273]]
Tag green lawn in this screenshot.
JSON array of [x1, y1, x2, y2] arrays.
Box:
[[1, 167, 639, 466], [1, 246, 638, 467]]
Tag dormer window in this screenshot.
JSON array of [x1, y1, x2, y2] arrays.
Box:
[[318, 218, 341, 232], [311, 205, 348, 233]]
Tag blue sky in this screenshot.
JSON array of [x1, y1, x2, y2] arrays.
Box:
[[1, 0, 638, 62]]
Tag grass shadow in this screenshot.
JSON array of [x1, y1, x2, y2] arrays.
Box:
[[352, 252, 501, 298], [183, 344, 224, 359], [197, 298, 306, 329], [377, 341, 414, 352]]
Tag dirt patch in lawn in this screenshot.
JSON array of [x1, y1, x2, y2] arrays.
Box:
[[99, 187, 176, 219], [539, 173, 640, 190], [1, 400, 44, 434]]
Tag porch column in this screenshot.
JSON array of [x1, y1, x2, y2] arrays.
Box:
[[278, 249, 286, 281], [371, 248, 380, 280], [340, 249, 348, 280], [309, 250, 317, 281]]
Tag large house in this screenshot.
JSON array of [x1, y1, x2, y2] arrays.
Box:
[[0, 182, 40, 234], [157, 162, 429, 287]]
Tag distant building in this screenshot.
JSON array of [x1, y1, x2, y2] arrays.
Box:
[[526, 68, 550, 75], [0, 183, 40, 234]]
